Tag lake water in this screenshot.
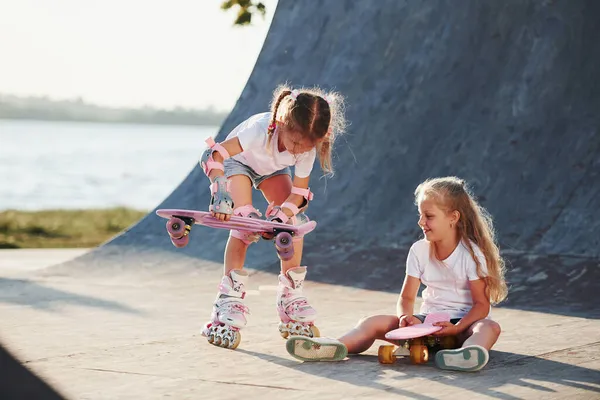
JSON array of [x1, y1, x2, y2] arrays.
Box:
[[0, 119, 216, 211]]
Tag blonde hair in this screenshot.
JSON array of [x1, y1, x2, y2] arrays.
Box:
[[267, 84, 347, 175], [414, 176, 508, 304]]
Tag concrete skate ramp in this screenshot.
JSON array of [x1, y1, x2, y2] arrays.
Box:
[[58, 0, 600, 317]]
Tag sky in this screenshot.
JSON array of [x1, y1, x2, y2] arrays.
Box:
[[0, 0, 278, 111]]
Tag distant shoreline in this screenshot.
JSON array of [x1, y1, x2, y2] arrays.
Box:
[[0, 93, 229, 127], [0, 116, 222, 128]]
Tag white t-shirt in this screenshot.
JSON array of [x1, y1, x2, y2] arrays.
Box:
[[225, 112, 317, 178], [406, 239, 490, 319]]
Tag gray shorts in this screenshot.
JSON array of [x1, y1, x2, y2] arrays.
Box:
[[224, 158, 291, 189], [414, 314, 462, 325]]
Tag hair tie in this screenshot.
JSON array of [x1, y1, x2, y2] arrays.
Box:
[[288, 89, 299, 101]]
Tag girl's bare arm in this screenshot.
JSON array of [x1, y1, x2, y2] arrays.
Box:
[[397, 275, 420, 317], [454, 279, 491, 333]]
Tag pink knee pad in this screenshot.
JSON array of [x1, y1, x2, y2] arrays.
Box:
[[230, 205, 262, 245]]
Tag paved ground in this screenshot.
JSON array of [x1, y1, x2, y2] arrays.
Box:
[[0, 249, 598, 399]]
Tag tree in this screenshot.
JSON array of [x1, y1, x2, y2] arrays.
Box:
[[221, 0, 266, 26]]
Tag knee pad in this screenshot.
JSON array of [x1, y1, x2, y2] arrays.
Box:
[[230, 205, 262, 245]]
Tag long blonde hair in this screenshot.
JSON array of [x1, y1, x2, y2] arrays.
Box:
[[267, 84, 347, 175], [415, 176, 508, 304]]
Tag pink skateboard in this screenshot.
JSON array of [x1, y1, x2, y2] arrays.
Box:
[[378, 313, 459, 365], [156, 209, 317, 260]]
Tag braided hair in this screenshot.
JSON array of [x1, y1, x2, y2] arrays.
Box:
[[267, 84, 347, 175]]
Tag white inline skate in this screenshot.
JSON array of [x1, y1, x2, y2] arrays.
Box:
[[277, 266, 320, 339], [202, 269, 249, 349]]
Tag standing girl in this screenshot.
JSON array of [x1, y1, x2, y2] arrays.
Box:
[[286, 177, 508, 372], [198, 85, 346, 349]]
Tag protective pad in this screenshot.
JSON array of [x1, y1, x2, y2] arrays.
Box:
[[209, 176, 234, 214]]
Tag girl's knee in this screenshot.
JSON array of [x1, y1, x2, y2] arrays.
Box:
[[471, 319, 501, 336], [356, 315, 375, 328], [488, 320, 501, 336]]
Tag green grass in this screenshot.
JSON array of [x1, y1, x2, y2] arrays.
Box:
[[0, 208, 147, 249]]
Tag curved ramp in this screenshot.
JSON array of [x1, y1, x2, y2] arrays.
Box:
[[57, 0, 600, 316]]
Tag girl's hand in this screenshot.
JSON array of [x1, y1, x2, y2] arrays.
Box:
[[432, 321, 460, 336], [211, 211, 232, 222], [399, 315, 421, 327]]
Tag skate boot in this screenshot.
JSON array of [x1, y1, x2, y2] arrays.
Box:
[[277, 266, 320, 339], [201, 269, 249, 349]]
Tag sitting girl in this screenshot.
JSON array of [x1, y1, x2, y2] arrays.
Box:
[[286, 176, 508, 372]]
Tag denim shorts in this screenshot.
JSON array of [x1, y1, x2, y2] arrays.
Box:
[[224, 158, 291, 189]]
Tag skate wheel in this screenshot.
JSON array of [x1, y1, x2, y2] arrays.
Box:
[[278, 249, 294, 261], [275, 232, 293, 248], [378, 345, 397, 364], [207, 334, 215, 344], [171, 235, 189, 248], [275, 232, 294, 260], [280, 330, 290, 339], [410, 344, 429, 364], [166, 217, 187, 238], [309, 325, 320, 338], [229, 331, 241, 350]]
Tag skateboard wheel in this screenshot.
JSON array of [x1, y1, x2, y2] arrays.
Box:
[[410, 344, 429, 364], [275, 232, 294, 260], [275, 232, 293, 249], [277, 248, 294, 261], [171, 235, 189, 248], [166, 217, 187, 238], [378, 345, 397, 364]]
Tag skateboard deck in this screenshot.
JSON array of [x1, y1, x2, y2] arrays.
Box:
[[384, 313, 450, 340], [156, 209, 316, 236], [156, 208, 317, 260]]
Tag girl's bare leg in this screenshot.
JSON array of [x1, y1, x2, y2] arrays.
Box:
[[338, 315, 400, 354], [460, 319, 501, 350], [435, 319, 501, 371], [257, 173, 304, 273], [223, 175, 254, 275], [203, 175, 254, 349], [259, 173, 319, 337]]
